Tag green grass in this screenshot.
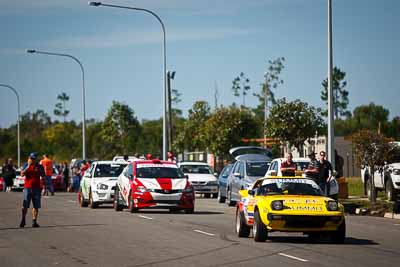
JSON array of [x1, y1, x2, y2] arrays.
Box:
[[345, 176, 386, 198]]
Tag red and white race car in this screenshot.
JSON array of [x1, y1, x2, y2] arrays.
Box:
[[114, 159, 195, 213], [12, 167, 65, 191]]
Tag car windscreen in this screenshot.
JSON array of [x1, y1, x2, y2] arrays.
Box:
[[180, 165, 212, 174], [295, 161, 310, 171], [137, 166, 186, 178], [94, 164, 127, 178], [246, 162, 270, 177], [257, 178, 322, 196]]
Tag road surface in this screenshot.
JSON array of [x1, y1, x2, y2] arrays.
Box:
[[0, 192, 399, 266]]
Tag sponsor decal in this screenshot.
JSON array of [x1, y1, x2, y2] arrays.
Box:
[[137, 164, 177, 168], [291, 205, 323, 212]]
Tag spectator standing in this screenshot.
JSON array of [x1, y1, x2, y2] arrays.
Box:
[[62, 162, 69, 191], [20, 152, 45, 228], [318, 151, 333, 195], [167, 151, 177, 163], [280, 153, 297, 176], [304, 152, 320, 181], [80, 160, 90, 177], [2, 158, 16, 192], [40, 154, 54, 196]]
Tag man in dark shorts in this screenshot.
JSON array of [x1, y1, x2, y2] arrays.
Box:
[[20, 152, 45, 228]]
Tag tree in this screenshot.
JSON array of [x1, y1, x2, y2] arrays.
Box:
[[100, 101, 141, 159], [253, 57, 285, 123], [203, 106, 259, 159], [266, 98, 325, 156], [171, 88, 183, 117], [353, 102, 389, 132], [232, 72, 251, 107], [173, 101, 211, 152], [136, 118, 163, 157], [54, 92, 70, 123], [352, 129, 393, 203], [321, 67, 350, 119]]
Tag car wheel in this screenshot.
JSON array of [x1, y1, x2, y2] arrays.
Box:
[[227, 188, 236, 207], [129, 194, 138, 213], [204, 193, 211, 198], [114, 186, 123, 212], [218, 188, 226, 203], [385, 178, 396, 201], [330, 220, 346, 244], [89, 190, 98, 209], [212, 193, 218, 199], [184, 208, 194, 214], [236, 210, 250, 238], [169, 207, 180, 213], [78, 187, 88, 207], [253, 209, 268, 242], [366, 179, 377, 201]]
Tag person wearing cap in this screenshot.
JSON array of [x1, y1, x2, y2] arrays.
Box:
[[20, 152, 45, 228], [280, 153, 297, 176], [40, 154, 54, 196], [304, 152, 320, 181], [318, 151, 333, 195]]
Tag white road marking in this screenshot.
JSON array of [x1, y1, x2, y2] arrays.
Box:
[[394, 224, 400, 226], [43, 196, 50, 199], [193, 229, 215, 236], [138, 215, 153, 220], [278, 253, 309, 262], [68, 200, 76, 203]]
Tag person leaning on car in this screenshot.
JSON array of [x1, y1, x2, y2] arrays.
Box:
[[304, 152, 320, 181], [280, 153, 297, 176], [20, 152, 45, 228]]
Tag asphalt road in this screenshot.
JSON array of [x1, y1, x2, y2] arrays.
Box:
[[0, 192, 399, 267]]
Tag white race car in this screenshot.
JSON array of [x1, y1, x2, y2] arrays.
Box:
[[78, 161, 128, 208]]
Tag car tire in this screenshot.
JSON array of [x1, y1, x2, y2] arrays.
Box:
[[236, 210, 250, 238], [204, 193, 211, 198], [366, 179, 378, 201], [218, 188, 226, 203], [184, 208, 194, 214], [169, 207, 180, 213], [330, 220, 346, 244], [212, 193, 218, 199], [89, 190, 98, 209], [385, 178, 396, 201], [253, 209, 268, 242], [227, 188, 236, 207], [129, 194, 138, 213], [114, 186, 123, 212], [78, 187, 88, 207]]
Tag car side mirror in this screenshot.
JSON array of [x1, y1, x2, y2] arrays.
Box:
[[233, 172, 241, 178], [266, 170, 277, 176], [214, 172, 218, 177], [248, 189, 255, 196]]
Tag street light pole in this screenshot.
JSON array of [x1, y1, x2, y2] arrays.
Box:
[[26, 49, 87, 160], [327, 0, 335, 169], [0, 84, 21, 167], [89, 1, 168, 160]]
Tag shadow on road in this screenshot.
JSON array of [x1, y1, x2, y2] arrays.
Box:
[[0, 223, 105, 231], [267, 236, 379, 245]]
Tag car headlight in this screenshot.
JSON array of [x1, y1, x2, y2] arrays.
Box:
[[392, 169, 400, 175], [327, 201, 338, 211], [271, 200, 283, 210], [97, 184, 108, 190]]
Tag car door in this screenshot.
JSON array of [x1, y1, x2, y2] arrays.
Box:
[[232, 161, 245, 200], [374, 165, 384, 188], [121, 164, 133, 203]]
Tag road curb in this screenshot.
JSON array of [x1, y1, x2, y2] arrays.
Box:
[[384, 213, 400, 220]]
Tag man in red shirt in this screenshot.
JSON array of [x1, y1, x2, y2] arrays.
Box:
[[280, 153, 297, 176], [20, 152, 45, 228], [40, 154, 54, 196]]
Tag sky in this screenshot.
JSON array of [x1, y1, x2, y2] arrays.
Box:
[[1, 0, 399, 128]]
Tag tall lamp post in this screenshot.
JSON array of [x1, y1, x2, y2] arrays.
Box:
[[26, 49, 87, 160], [0, 84, 21, 167], [167, 70, 175, 152], [327, 0, 335, 170], [89, 1, 168, 160]]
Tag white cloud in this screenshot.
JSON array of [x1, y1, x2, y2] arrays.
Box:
[[40, 26, 258, 49]]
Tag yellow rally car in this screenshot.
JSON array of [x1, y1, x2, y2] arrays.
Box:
[[235, 176, 345, 243]]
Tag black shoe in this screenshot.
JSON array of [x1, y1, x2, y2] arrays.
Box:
[[19, 220, 26, 228], [32, 221, 40, 228]]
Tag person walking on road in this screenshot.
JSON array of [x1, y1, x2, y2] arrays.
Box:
[[2, 158, 16, 192], [40, 154, 54, 196], [280, 153, 297, 176], [62, 161, 69, 191], [318, 151, 333, 195], [20, 152, 45, 228]]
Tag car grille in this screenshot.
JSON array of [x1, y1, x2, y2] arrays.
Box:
[[155, 200, 181, 205], [283, 215, 329, 228], [191, 181, 207, 186], [153, 189, 181, 194]]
